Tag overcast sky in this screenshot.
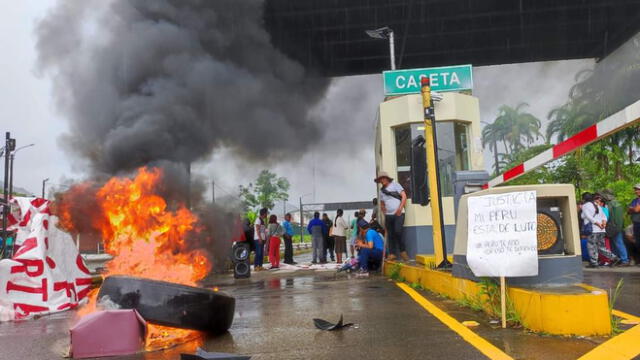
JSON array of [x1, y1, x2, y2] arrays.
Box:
[[3, 1, 594, 206]]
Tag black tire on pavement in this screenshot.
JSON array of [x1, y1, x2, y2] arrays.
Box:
[[97, 275, 235, 334]]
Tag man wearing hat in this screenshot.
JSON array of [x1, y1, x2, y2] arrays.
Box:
[[375, 171, 409, 262], [628, 184, 640, 262], [602, 189, 629, 266]]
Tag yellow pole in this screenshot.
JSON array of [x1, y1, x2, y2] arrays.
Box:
[[420, 78, 450, 268]]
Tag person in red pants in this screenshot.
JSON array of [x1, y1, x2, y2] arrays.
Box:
[[267, 215, 285, 269]]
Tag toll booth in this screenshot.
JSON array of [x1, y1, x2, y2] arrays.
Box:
[[374, 92, 485, 257]]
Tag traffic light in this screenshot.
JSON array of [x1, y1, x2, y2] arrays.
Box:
[[410, 135, 429, 206]]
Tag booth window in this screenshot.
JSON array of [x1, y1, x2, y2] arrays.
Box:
[[393, 121, 471, 198], [454, 122, 470, 171], [394, 126, 412, 198]]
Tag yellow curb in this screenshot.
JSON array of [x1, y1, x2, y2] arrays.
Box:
[[385, 261, 611, 336], [611, 309, 640, 323], [577, 325, 640, 360], [396, 282, 513, 360]]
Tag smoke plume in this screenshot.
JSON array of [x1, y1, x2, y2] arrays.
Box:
[[36, 0, 330, 175]]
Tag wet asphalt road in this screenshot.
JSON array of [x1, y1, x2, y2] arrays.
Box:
[[0, 272, 484, 360], [0, 265, 638, 360], [206, 273, 485, 360], [583, 267, 640, 317]]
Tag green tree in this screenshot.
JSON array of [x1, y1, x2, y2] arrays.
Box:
[[545, 100, 596, 143], [238, 170, 290, 211], [497, 144, 552, 185], [494, 103, 544, 154], [619, 127, 640, 164], [498, 33, 640, 203], [482, 103, 544, 175], [481, 121, 504, 175]]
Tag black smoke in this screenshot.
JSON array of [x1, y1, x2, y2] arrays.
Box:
[[38, 1, 332, 275], [36, 0, 330, 175]]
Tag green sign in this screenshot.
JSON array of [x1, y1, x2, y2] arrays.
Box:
[[383, 64, 473, 95]]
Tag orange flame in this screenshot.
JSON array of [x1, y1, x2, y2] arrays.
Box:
[[62, 167, 211, 351]]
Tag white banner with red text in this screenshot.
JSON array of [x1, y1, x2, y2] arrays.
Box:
[[0, 197, 92, 321]]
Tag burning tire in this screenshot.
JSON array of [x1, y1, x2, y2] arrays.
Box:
[[97, 275, 235, 334]]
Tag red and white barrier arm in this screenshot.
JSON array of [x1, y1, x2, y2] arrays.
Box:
[[486, 99, 640, 188]]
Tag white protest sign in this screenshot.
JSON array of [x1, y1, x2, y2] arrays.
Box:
[[466, 191, 538, 277]]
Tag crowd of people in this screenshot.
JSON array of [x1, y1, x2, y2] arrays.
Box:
[[579, 185, 640, 268], [247, 208, 297, 271], [241, 172, 640, 275], [302, 171, 408, 276], [241, 171, 409, 277]]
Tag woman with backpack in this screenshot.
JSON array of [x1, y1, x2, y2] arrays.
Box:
[[267, 214, 285, 269], [581, 193, 620, 267], [332, 209, 349, 264]]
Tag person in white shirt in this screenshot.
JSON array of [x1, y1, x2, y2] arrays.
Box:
[[581, 193, 619, 267], [332, 209, 349, 264], [375, 171, 408, 262], [253, 208, 268, 271]]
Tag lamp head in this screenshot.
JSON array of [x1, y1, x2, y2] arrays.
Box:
[[365, 26, 392, 39]]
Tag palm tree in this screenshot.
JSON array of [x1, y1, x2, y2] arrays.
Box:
[[494, 103, 544, 154], [498, 144, 552, 174], [481, 121, 504, 175], [482, 103, 544, 175], [546, 100, 596, 143], [620, 126, 640, 164], [569, 35, 640, 121], [547, 35, 640, 180]]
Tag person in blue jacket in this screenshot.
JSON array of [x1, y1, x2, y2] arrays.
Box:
[[356, 222, 384, 276], [307, 212, 327, 264]]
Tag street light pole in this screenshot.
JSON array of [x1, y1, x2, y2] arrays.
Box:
[[9, 143, 35, 198], [42, 178, 49, 199], [2, 132, 15, 237], [298, 193, 313, 244], [299, 196, 303, 244], [388, 30, 396, 70], [365, 26, 396, 70], [8, 153, 13, 198]]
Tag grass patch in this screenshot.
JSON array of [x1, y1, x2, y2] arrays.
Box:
[[387, 263, 522, 328], [409, 280, 424, 290], [609, 278, 624, 335], [389, 263, 405, 282], [477, 278, 522, 327], [457, 294, 484, 312]]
